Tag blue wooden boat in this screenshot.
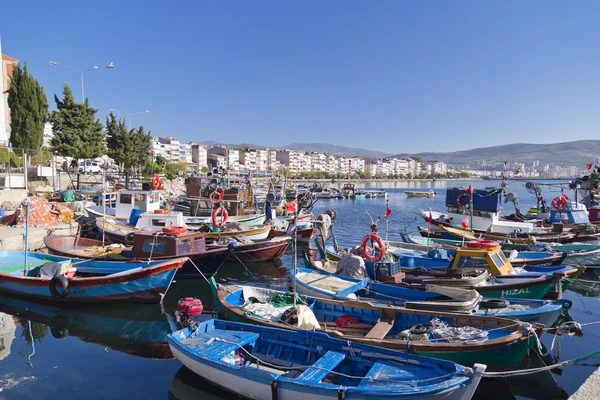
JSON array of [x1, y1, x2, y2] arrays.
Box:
[[168, 318, 486, 400], [211, 280, 541, 369], [0, 294, 174, 358], [293, 266, 570, 327], [0, 251, 185, 303]]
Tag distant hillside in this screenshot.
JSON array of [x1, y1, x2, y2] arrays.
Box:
[[194, 141, 393, 158], [282, 143, 392, 158], [394, 140, 600, 166]]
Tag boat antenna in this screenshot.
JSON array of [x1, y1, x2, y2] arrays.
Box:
[[292, 198, 299, 309], [23, 198, 30, 276], [385, 195, 389, 244]]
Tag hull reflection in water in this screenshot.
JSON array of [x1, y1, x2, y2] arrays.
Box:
[[168, 366, 239, 400], [0, 295, 175, 359]]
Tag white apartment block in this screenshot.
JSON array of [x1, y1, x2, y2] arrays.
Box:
[[191, 144, 208, 169], [152, 136, 192, 163], [276, 150, 303, 173]]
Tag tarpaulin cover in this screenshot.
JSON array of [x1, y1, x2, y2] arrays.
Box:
[[445, 188, 502, 212]]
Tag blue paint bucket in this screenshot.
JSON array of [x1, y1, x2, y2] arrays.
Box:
[[129, 209, 143, 226]]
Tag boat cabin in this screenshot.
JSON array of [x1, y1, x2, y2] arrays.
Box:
[[132, 230, 207, 258], [450, 244, 514, 275], [115, 190, 161, 219], [134, 211, 187, 230], [549, 202, 589, 224]]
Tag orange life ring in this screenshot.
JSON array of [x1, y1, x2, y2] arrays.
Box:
[[551, 196, 568, 211], [466, 240, 499, 249], [152, 174, 161, 189], [457, 192, 472, 208], [210, 191, 223, 204], [162, 226, 187, 235], [154, 209, 170, 214], [360, 234, 385, 263], [212, 207, 229, 228]]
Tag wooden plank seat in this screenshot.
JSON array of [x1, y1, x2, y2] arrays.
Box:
[[364, 310, 396, 339], [295, 350, 346, 383]]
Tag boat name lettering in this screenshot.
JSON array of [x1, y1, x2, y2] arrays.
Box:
[[500, 288, 531, 297]]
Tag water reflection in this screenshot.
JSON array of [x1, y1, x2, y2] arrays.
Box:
[[168, 366, 239, 400], [0, 295, 176, 360], [567, 271, 600, 297]]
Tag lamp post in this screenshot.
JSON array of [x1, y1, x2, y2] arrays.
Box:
[[108, 109, 150, 127], [48, 61, 114, 102]]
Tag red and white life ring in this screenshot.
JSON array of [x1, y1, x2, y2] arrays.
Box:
[[152, 174, 161, 189], [466, 240, 499, 249], [457, 192, 472, 208], [210, 191, 223, 204], [360, 234, 385, 263], [551, 196, 568, 211], [212, 207, 229, 228]]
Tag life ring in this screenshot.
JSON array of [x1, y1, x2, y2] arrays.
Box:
[[212, 207, 229, 228], [466, 240, 499, 249], [154, 209, 170, 214], [266, 192, 276, 203], [457, 192, 472, 208], [360, 234, 385, 263], [162, 226, 187, 235], [210, 191, 223, 204], [49, 275, 69, 298], [151, 174, 161, 189], [551, 196, 568, 211]]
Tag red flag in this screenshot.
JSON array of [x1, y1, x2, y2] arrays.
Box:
[[385, 207, 392, 218], [466, 185, 473, 194], [461, 217, 469, 230], [587, 164, 593, 171], [285, 199, 297, 213], [428, 211, 433, 223], [514, 169, 520, 175]]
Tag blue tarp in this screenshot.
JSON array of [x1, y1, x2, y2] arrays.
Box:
[[445, 188, 502, 212]]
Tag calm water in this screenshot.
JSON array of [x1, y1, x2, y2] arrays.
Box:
[[1, 179, 599, 399]]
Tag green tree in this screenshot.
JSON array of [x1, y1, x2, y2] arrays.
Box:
[[7, 62, 48, 149], [105, 112, 152, 171], [49, 84, 105, 159], [201, 166, 210, 173]]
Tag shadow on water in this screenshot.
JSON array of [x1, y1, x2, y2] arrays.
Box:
[[168, 366, 239, 400], [0, 294, 175, 360]]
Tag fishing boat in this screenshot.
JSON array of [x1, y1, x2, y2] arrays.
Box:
[[401, 232, 600, 257], [0, 251, 185, 303], [168, 318, 486, 399], [0, 294, 173, 359], [341, 182, 356, 197], [211, 280, 541, 369], [405, 190, 436, 198], [269, 225, 316, 243], [96, 210, 271, 244], [43, 231, 229, 277]]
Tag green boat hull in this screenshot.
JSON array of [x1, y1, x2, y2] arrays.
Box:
[[418, 336, 534, 368], [479, 282, 555, 299]]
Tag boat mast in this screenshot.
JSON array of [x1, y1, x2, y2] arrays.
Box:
[[23, 199, 30, 276]]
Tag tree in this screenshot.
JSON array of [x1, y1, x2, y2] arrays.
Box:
[[7, 63, 48, 149], [201, 166, 210, 173], [49, 84, 105, 159], [105, 112, 152, 171]]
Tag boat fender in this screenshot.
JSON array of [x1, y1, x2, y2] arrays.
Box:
[[266, 192, 276, 203], [49, 275, 69, 298], [124, 232, 135, 243], [480, 299, 509, 309], [50, 315, 69, 339], [325, 209, 337, 221], [212, 207, 228, 228]]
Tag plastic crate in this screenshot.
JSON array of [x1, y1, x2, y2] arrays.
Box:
[[374, 260, 402, 277]]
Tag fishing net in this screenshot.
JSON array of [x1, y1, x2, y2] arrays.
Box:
[[429, 318, 488, 342]]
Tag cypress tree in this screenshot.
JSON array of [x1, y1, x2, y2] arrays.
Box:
[[7, 62, 48, 149], [49, 84, 105, 159], [106, 112, 152, 171]]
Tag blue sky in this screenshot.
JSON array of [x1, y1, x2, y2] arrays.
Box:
[[3, 1, 600, 154]]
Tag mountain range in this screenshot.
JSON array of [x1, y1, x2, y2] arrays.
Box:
[[195, 139, 599, 167], [393, 140, 600, 166], [195, 141, 393, 158]]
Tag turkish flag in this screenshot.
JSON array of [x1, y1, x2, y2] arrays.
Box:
[[285, 199, 298, 213], [428, 211, 433, 223], [514, 169, 520, 175], [587, 164, 593, 171], [385, 207, 392, 218]]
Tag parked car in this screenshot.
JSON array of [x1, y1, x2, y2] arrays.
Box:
[[79, 161, 102, 174]]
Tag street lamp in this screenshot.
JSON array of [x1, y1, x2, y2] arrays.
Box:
[[108, 108, 150, 127], [48, 61, 114, 102]]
